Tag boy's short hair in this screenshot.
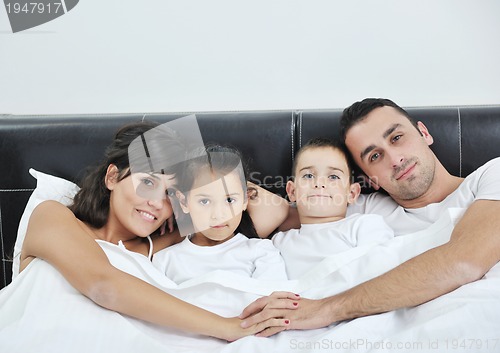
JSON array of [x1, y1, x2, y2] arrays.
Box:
[[292, 137, 354, 179]]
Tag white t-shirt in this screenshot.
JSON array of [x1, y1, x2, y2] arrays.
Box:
[[272, 213, 394, 279], [347, 157, 500, 236], [152, 233, 288, 284]]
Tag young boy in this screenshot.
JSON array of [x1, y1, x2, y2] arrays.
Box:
[[272, 137, 394, 279]]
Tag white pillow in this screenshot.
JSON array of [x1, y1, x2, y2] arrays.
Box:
[[12, 169, 80, 278]]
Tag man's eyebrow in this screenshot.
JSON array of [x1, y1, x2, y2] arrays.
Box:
[[360, 145, 376, 161], [359, 123, 402, 160], [383, 123, 402, 139]]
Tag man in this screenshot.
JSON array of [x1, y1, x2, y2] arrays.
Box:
[[239, 98, 500, 335]]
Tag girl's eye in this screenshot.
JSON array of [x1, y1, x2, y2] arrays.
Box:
[[141, 178, 155, 188], [328, 175, 340, 180], [226, 197, 236, 204], [199, 199, 210, 206], [370, 152, 381, 162], [302, 173, 314, 179]]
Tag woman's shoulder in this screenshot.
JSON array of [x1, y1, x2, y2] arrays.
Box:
[[30, 200, 76, 224], [34, 199, 73, 213]]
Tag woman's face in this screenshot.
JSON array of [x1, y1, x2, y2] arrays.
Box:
[[107, 167, 176, 238]]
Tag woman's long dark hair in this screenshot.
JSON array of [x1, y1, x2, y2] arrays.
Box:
[[69, 120, 182, 229]]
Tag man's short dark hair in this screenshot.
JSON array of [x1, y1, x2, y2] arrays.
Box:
[[339, 98, 419, 143]]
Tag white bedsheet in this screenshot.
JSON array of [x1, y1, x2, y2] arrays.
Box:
[[1, 208, 500, 353]]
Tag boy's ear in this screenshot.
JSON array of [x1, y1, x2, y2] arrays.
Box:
[[176, 190, 190, 214], [347, 182, 361, 204], [286, 180, 297, 202], [104, 164, 119, 190]]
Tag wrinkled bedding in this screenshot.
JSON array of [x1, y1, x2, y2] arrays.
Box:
[[1, 208, 499, 353]]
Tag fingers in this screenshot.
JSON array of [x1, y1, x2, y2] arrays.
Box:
[[167, 216, 174, 233], [240, 302, 299, 329], [270, 291, 301, 301], [255, 320, 290, 338], [239, 291, 300, 320], [255, 326, 287, 338], [252, 317, 290, 337], [239, 296, 267, 320]]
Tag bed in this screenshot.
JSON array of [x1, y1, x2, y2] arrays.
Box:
[[1, 106, 500, 352]]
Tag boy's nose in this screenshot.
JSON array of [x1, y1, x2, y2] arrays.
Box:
[[314, 176, 326, 188]]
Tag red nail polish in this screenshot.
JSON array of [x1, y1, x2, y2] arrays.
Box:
[[284, 320, 290, 324], [293, 302, 298, 306], [295, 293, 300, 297]]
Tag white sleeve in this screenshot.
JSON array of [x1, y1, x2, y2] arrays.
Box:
[[251, 239, 288, 280], [353, 214, 394, 247], [474, 157, 500, 201]]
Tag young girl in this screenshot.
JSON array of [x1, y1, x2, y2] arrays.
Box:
[[153, 145, 288, 283]]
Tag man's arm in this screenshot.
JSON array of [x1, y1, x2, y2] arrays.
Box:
[[241, 199, 500, 331]]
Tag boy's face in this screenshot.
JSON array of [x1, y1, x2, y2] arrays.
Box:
[[180, 171, 247, 246], [286, 147, 360, 224]]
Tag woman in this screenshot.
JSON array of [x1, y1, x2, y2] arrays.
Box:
[[17, 120, 292, 341]]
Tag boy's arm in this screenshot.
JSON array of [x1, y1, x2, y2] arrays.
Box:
[[241, 199, 500, 331], [246, 182, 292, 238]]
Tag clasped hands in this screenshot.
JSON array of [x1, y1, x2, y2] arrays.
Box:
[[238, 291, 334, 337]]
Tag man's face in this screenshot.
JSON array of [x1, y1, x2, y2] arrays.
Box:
[[344, 106, 436, 203]]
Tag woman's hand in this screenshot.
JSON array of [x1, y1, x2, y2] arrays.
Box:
[[220, 315, 290, 342], [235, 291, 299, 337], [239, 292, 334, 334]]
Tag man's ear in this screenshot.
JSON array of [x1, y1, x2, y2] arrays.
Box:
[[104, 164, 120, 190], [286, 180, 297, 202], [347, 182, 361, 204], [417, 121, 434, 146], [176, 190, 190, 214]]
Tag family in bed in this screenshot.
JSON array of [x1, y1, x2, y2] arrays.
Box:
[[3, 98, 500, 343]]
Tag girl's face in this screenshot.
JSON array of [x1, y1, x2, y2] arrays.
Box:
[[180, 171, 247, 246], [106, 166, 176, 239]]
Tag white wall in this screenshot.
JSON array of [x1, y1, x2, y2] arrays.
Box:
[[1, 0, 499, 115]]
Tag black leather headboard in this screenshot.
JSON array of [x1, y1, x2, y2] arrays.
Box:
[[1, 106, 500, 288]]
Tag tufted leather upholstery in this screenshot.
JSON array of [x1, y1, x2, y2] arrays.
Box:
[[1, 106, 499, 288]]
